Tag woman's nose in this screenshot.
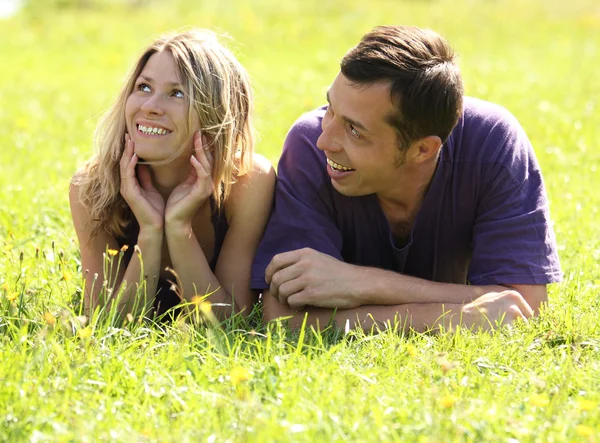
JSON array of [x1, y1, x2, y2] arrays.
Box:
[[140, 93, 165, 116]]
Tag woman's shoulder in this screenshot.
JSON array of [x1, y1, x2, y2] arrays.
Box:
[[232, 152, 275, 187], [69, 165, 93, 193], [227, 153, 275, 216]]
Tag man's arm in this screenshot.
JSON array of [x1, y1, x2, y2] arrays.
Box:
[[265, 247, 547, 313], [262, 284, 535, 333]]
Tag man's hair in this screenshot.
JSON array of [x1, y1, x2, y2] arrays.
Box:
[[341, 26, 463, 148]]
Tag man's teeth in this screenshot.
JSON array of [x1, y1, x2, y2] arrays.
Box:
[[138, 125, 169, 135], [327, 158, 353, 171]]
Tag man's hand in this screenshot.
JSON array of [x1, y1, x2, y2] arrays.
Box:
[[458, 290, 534, 331], [265, 248, 366, 309]]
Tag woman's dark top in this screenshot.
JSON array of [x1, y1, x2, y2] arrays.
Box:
[[117, 198, 229, 317]]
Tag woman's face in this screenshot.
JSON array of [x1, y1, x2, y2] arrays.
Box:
[[125, 50, 200, 163]]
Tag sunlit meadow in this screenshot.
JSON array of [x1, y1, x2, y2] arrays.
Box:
[[1, 0, 599, 441]]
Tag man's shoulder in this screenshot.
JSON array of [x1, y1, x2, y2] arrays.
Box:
[[448, 97, 531, 165], [462, 96, 519, 126], [286, 105, 327, 141], [279, 106, 327, 170]]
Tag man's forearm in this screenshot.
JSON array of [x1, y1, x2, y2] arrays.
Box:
[[353, 266, 509, 306], [263, 295, 466, 333]]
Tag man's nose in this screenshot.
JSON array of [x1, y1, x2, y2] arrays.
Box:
[[317, 117, 343, 153]]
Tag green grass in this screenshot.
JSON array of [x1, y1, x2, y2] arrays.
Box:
[[1, 0, 600, 440]]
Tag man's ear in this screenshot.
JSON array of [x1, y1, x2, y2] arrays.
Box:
[[410, 135, 442, 163]]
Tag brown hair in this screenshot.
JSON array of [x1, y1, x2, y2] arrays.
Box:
[[341, 26, 463, 148]]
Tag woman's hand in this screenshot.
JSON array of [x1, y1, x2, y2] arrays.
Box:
[[120, 134, 165, 232], [165, 131, 214, 230]]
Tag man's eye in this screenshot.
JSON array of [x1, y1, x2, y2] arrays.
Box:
[[349, 125, 361, 138], [137, 83, 151, 93], [172, 90, 184, 98]]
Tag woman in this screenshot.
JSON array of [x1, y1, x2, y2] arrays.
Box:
[[70, 30, 275, 320]]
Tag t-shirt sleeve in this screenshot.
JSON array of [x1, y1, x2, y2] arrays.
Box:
[[251, 112, 343, 290], [467, 109, 563, 286]]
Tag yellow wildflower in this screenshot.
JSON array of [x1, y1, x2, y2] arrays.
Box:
[[575, 425, 594, 438], [6, 292, 18, 302], [577, 399, 597, 411], [62, 272, 72, 281], [107, 249, 118, 256], [120, 244, 129, 252], [191, 295, 204, 305], [78, 326, 92, 339], [440, 394, 458, 409], [230, 367, 251, 386], [1, 283, 8, 292], [199, 301, 212, 315], [530, 393, 550, 407], [406, 344, 417, 357], [43, 312, 56, 326]]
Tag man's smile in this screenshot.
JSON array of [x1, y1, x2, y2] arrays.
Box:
[[326, 157, 355, 171]]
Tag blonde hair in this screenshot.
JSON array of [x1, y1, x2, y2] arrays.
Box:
[[76, 29, 254, 238]]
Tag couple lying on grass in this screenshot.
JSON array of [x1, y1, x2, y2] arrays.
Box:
[[70, 26, 562, 333]]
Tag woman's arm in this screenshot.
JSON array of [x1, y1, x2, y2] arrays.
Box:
[[165, 153, 275, 319], [69, 178, 163, 318]]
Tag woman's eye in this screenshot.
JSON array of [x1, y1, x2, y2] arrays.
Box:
[[137, 83, 151, 93], [349, 125, 361, 138], [172, 90, 184, 98]]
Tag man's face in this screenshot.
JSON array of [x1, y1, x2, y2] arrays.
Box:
[[317, 73, 408, 197]]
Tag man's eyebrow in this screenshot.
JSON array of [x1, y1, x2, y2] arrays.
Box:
[[138, 75, 182, 87], [326, 90, 369, 132]]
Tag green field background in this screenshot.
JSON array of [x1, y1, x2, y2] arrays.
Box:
[[1, 0, 599, 441]]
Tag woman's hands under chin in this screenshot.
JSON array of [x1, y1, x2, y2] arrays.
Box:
[[120, 134, 165, 233], [165, 131, 214, 231]]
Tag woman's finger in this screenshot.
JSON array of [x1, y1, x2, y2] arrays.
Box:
[[120, 134, 132, 173], [137, 164, 156, 191], [193, 131, 212, 175]]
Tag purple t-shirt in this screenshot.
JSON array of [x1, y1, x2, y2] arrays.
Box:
[[251, 97, 562, 290]]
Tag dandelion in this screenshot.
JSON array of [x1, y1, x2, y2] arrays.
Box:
[[530, 393, 550, 408], [577, 399, 597, 411], [43, 312, 56, 326], [230, 367, 251, 386], [406, 344, 417, 357], [6, 292, 18, 302], [78, 326, 92, 339], [120, 244, 129, 252], [1, 283, 8, 292], [199, 301, 213, 315], [62, 272, 72, 281], [440, 394, 458, 409], [191, 295, 204, 305], [575, 425, 594, 438], [107, 249, 118, 256]]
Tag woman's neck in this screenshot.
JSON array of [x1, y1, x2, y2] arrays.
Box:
[[148, 158, 191, 200]]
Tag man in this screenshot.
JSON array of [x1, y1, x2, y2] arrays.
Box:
[[251, 26, 562, 332]]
